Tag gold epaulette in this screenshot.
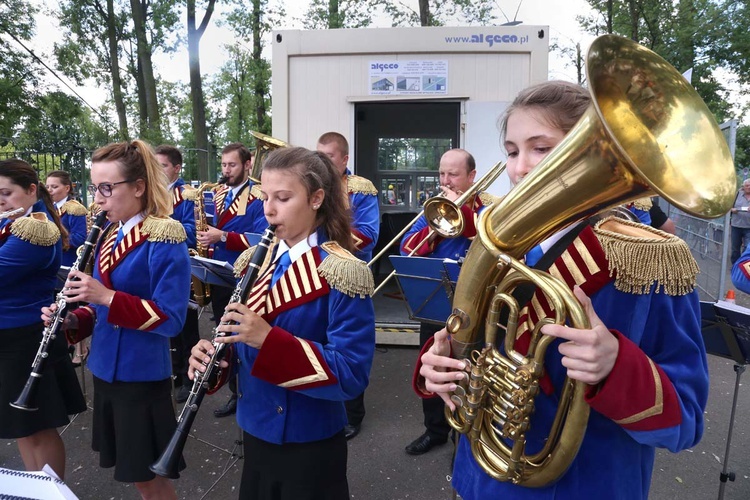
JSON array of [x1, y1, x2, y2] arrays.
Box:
[[250, 183, 263, 200], [11, 213, 61, 246], [478, 192, 500, 206], [88, 202, 101, 215], [61, 199, 88, 216], [593, 217, 698, 296], [234, 247, 257, 277], [142, 216, 187, 243], [319, 241, 374, 298], [347, 175, 378, 196], [182, 187, 199, 201], [631, 196, 653, 211]]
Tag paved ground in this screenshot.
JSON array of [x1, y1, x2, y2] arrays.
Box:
[[3, 256, 750, 499]]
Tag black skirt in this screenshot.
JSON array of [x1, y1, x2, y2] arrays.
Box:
[[240, 431, 349, 500], [91, 376, 185, 483], [0, 322, 86, 439]]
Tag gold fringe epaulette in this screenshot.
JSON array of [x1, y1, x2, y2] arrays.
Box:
[[478, 192, 499, 207], [319, 241, 375, 298], [347, 175, 378, 196], [61, 199, 88, 216], [593, 217, 698, 296], [250, 183, 264, 200], [234, 246, 257, 277], [182, 187, 199, 201], [631, 196, 653, 211], [11, 213, 61, 246], [142, 216, 187, 244]]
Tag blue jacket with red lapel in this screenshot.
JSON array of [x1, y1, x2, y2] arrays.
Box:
[[212, 181, 268, 265], [59, 199, 87, 267], [171, 178, 196, 249]]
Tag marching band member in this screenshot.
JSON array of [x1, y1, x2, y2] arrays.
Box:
[[45, 170, 87, 267], [189, 147, 375, 499], [196, 142, 269, 418], [42, 140, 190, 499], [155, 144, 199, 403], [417, 81, 708, 499], [316, 131, 380, 440], [0, 159, 85, 480], [400, 148, 497, 456]]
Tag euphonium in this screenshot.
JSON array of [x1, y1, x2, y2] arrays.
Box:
[[443, 35, 735, 487], [190, 177, 227, 307]]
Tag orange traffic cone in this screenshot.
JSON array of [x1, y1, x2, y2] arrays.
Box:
[[725, 290, 736, 304]]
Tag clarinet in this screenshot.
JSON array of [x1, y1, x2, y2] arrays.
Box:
[[10, 211, 109, 411], [151, 224, 277, 479]]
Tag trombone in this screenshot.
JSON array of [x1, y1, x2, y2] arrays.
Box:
[[369, 160, 506, 295]]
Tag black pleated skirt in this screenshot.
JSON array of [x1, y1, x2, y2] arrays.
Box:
[[240, 430, 349, 500], [0, 322, 86, 439], [91, 376, 185, 483]]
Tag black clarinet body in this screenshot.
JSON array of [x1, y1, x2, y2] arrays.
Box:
[[10, 211, 109, 411], [150, 224, 276, 479]]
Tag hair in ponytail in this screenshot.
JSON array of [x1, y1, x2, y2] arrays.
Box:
[[91, 140, 171, 217]]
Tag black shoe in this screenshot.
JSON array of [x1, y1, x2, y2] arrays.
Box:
[[175, 385, 191, 404], [213, 395, 237, 418], [344, 424, 360, 440], [405, 433, 447, 455]]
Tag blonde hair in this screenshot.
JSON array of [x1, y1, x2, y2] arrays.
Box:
[[91, 140, 171, 217]]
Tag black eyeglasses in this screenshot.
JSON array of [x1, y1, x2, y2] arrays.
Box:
[[87, 180, 135, 198]]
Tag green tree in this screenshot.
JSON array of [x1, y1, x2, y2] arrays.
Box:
[[382, 0, 496, 27], [303, 0, 374, 28]]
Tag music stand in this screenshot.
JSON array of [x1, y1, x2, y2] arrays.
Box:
[[700, 300, 750, 500], [190, 256, 237, 288], [389, 255, 460, 325]]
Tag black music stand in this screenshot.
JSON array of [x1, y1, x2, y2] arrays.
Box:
[[389, 255, 460, 325], [190, 256, 237, 288], [700, 300, 750, 500]]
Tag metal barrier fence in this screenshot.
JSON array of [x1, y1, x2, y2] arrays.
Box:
[[0, 149, 91, 205]]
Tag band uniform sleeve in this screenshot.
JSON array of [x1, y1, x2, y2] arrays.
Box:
[[106, 240, 191, 336], [66, 305, 96, 344], [176, 196, 196, 249], [251, 288, 376, 400], [585, 290, 707, 452], [0, 236, 56, 284], [401, 215, 442, 256], [66, 213, 88, 250], [350, 191, 380, 256], [411, 336, 441, 399], [731, 245, 750, 294]]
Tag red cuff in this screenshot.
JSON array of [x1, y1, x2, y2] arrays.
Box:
[[402, 227, 442, 256], [251, 326, 338, 390], [107, 291, 168, 331], [351, 227, 373, 251], [412, 336, 439, 398], [225, 231, 250, 251], [207, 345, 234, 395], [585, 330, 682, 431], [66, 306, 95, 344]]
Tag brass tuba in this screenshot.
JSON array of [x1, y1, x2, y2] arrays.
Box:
[[443, 35, 735, 487], [250, 131, 290, 183]]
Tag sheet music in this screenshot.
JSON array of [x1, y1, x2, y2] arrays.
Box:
[[0, 465, 78, 499], [191, 255, 234, 272]]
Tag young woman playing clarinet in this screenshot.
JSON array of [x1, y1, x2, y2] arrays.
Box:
[[42, 140, 191, 499], [189, 147, 376, 500], [0, 159, 86, 480]]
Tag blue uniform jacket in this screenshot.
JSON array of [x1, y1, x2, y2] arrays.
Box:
[[75, 217, 191, 383], [0, 200, 61, 328], [212, 181, 268, 265], [346, 170, 380, 262], [234, 237, 376, 444], [171, 178, 196, 249], [732, 245, 750, 293], [59, 200, 87, 267]]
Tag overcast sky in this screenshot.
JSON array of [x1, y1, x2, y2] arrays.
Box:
[[21, 0, 597, 109]]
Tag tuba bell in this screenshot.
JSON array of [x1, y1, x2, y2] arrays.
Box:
[[444, 34, 735, 487], [249, 131, 290, 183]]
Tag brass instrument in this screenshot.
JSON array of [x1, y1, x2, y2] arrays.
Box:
[[368, 161, 506, 295], [442, 35, 735, 487], [151, 225, 277, 479], [190, 177, 226, 307], [250, 131, 290, 183]]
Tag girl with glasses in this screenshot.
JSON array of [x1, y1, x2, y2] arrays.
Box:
[[189, 147, 376, 500], [42, 140, 191, 499], [0, 159, 86, 481]]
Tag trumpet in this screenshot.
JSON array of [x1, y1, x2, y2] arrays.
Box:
[[11, 211, 109, 411], [150, 224, 277, 479], [0, 207, 24, 219]]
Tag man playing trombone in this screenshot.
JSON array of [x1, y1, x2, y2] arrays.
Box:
[[400, 148, 497, 455]]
